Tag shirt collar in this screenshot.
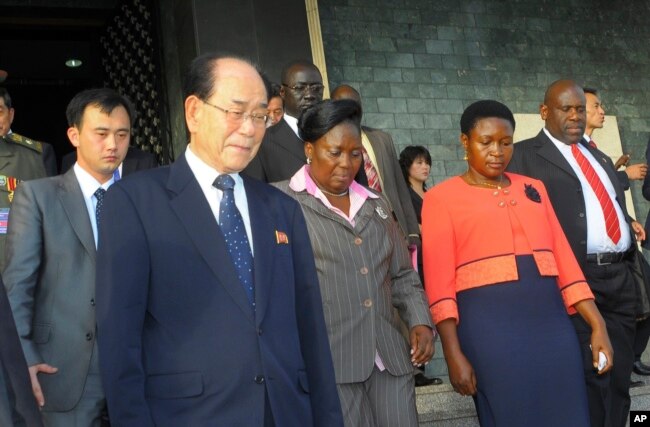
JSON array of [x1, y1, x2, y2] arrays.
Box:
[[543, 127, 581, 152], [289, 165, 377, 225], [283, 114, 300, 138], [185, 144, 242, 189], [289, 164, 378, 200], [73, 163, 114, 199]]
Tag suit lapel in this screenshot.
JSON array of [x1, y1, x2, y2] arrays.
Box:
[[536, 132, 630, 222], [352, 198, 377, 233], [242, 177, 276, 325], [167, 156, 255, 324], [58, 169, 96, 261], [271, 120, 305, 163], [295, 191, 355, 231], [293, 188, 380, 237], [535, 131, 579, 180]]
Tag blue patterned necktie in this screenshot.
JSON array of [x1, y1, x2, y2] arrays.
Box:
[[213, 175, 255, 308], [94, 188, 106, 228]]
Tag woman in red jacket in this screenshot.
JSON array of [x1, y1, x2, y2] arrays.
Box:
[[422, 100, 613, 426]]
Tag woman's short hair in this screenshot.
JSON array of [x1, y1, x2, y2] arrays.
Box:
[[460, 100, 515, 135], [399, 145, 432, 189], [298, 99, 362, 143]]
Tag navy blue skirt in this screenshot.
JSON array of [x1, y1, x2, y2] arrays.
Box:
[[456, 256, 590, 427]]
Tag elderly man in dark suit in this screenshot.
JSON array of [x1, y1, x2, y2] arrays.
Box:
[[96, 53, 342, 427], [507, 79, 644, 427], [4, 88, 133, 426]]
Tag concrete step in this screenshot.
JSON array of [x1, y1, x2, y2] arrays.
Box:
[[415, 372, 650, 426], [416, 381, 478, 427]]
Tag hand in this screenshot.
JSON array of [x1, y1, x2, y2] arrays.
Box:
[[632, 220, 646, 241], [28, 363, 58, 407], [615, 154, 631, 170], [409, 325, 434, 367], [590, 327, 614, 375], [624, 163, 648, 180], [446, 351, 477, 396]]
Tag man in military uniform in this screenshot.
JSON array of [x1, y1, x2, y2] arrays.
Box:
[[0, 87, 57, 426], [0, 88, 57, 271]]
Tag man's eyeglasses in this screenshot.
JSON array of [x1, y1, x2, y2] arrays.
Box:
[[202, 100, 268, 128], [282, 83, 324, 94]]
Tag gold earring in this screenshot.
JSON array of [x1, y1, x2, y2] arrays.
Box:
[[463, 152, 468, 161]]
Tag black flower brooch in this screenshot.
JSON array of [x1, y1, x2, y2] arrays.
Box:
[[524, 183, 541, 203]]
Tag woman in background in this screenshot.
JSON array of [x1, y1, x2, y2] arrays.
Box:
[[399, 145, 443, 387], [399, 145, 432, 229], [422, 100, 612, 426]]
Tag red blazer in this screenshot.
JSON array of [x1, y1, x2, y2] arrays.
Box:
[[422, 173, 594, 324]]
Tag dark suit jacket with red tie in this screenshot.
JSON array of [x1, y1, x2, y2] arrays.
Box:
[[96, 154, 343, 427], [507, 130, 635, 270]]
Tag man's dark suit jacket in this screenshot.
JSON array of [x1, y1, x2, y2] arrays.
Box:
[[0, 277, 42, 427], [507, 130, 635, 270], [96, 154, 343, 427], [244, 118, 304, 183], [60, 145, 158, 175], [362, 126, 420, 239]]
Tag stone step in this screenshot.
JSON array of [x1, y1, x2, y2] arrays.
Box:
[[415, 373, 650, 426]]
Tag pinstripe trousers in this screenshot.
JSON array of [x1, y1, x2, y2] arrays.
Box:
[[336, 367, 418, 427]]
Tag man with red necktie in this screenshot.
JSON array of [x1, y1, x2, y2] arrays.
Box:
[[508, 80, 645, 427]]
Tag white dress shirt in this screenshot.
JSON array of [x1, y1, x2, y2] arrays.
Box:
[[544, 128, 630, 253], [185, 145, 254, 255], [282, 114, 300, 138], [73, 163, 115, 248]]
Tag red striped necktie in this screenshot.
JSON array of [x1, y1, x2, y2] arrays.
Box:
[[362, 147, 382, 192], [571, 143, 621, 244]]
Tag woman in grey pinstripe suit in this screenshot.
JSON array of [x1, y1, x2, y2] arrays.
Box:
[[273, 99, 435, 427]]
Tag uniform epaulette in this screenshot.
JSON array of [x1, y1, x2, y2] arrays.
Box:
[[2, 132, 44, 153]]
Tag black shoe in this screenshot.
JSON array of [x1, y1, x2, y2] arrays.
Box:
[[414, 373, 443, 387], [631, 380, 645, 388], [633, 361, 650, 376]]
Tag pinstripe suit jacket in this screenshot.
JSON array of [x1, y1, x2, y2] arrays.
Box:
[[274, 181, 433, 384]]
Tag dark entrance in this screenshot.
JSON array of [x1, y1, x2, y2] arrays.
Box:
[[0, 4, 115, 170]]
